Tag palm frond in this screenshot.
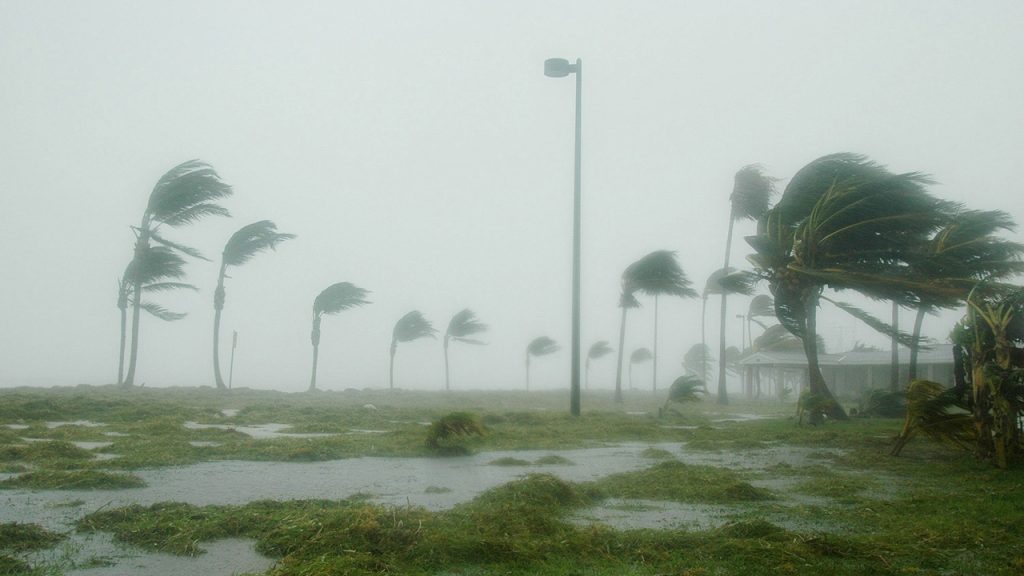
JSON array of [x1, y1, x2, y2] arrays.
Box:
[[527, 336, 560, 357], [753, 324, 812, 352], [447, 309, 489, 342], [748, 294, 775, 318], [822, 296, 928, 350], [314, 282, 371, 317], [622, 250, 698, 299], [730, 164, 776, 221], [139, 301, 187, 321], [149, 231, 208, 261], [146, 160, 233, 226], [667, 374, 706, 403], [158, 203, 231, 227], [222, 220, 296, 267], [125, 246, 190, 285], [393, 310, 437, 343], [630, 347, 653, 364], [683, 343, 713, 374], [587, 340, 613, 360], [142, 281, 197, 293]]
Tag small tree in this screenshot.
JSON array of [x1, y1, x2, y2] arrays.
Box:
[[585, 341, 613, 389], [629, 347, 653, 390], [663, 374, 706, 416], [526, 336, 560, 390], [309, 283, 370, 391], [443, 309, 488, 391], [390, 311, 437, 390]]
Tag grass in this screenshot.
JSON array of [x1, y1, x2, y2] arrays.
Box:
[[0, 522, 65, 552], [4, 385, 1024, 574], [0, 469, 145, 490]]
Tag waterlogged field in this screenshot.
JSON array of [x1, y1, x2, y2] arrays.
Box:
[[1, 386, 1022, 575]]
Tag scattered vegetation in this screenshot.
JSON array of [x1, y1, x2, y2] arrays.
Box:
[[0, 470, 145, 490], [425, 411, 485, 454], [0, 522, 65, 552]]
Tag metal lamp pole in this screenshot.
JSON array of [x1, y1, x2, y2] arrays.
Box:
[[545, 57, 582, 417]]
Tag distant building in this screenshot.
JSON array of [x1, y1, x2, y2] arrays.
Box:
[[736, 347, 955, 399]]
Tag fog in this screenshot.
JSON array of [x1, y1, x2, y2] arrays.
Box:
[[2, 1, 1022, 392]]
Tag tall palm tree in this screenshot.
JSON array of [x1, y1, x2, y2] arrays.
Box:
[[613, 251, 697, 400], [123, 160, 233, 386], [702, 267, 756, 398], [212, 221, 295, 389], [390, 311, 437, 390], [526, 336, 559, 390], [117, 247, 195, 385], [310, 282, 370, 391], [718, 165, 775, 405], [746, 153, 954, 420], [683, 343, 711, 379], [629, 347, 653, 390], [443, 309, 488, 391], [905, 210, 1024, 381], [747, 294, 775, 341], [585, 340, 613, 389]]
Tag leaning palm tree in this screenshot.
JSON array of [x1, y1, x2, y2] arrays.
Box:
[[212, 221, 295, 389], [116, 247, 195, 385], [443, 309, 489, 391], [629, 347, 653, 390], [747, 294, 775, 341], [390, 310, 437, 390], [718, 165, 775, 405], [123, 160, 233, 386], [526, 336, 560, 390], [683, 343, 712, 379], [746, 153, 954, 421], [702, 267, 756, 396], [613, 251, 697, 401], [585, 340, 613, 389], [309, 282, 370, 391]]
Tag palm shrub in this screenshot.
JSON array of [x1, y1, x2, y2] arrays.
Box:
[[212, 221, 295, 389], [425, 411, 486, 454], [309, 283, 370, 391], [443, 309, 488, 390], [525, 336, 560, 390], [683, 343, 711, 379], [123, 160, 233, 386], [890, 379, 972, 456], [662, 374, 706, 416], [390, 311, 437, 389], [585, 341, 613, 389]]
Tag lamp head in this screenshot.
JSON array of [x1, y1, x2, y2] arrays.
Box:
[[544, 58, 574, 77]]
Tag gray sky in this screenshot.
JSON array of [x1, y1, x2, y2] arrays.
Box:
[[2, 1, 1022, 392]]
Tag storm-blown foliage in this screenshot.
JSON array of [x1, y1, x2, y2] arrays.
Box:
[[628, 347, 653, 390], [443, 309, 488, 391], [122, 160, 233, 386], [390, 311, 437, 389], [525, 336, 560, 390], [309, 282, 371, 391], [585, 340, 613, 390], [213, 221, 295, 389]]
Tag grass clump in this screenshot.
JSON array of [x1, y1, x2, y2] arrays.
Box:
[[0, 469, 145, 490], [488, 456, 530, 466], [592, 460, 773, 503], [534, 454, 573, 465], [425, 412, 485, 454], [640, 447, 675, 459], [0, 522, 65, 552], [0, 440, 93, 465]]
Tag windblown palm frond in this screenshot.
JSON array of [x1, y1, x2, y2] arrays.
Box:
[[125, 246, 189, 285], [667, 375, 706, 403], [588, 341, 613, 360], [149, 231, 208, 261], [891, 380, 973, 456], [314, 283, 371, 317], [146, 160, 233, 226], [703, 267, 757, 297], [527, 336, 560, 358], [139, 301, 187, 321], [820, 296, 927, 350], [223, 220, 296, 267], [142, 282, 197, 293], [730, 164, 776, 221], [622, 250, 697, 298], [630, 348, 653, 365], [752, 324, 816, 352], [446, 309, 488, 344], [683, 343, 712, 376], [393, 311, 437, 343], [748, 294, 774, 319]]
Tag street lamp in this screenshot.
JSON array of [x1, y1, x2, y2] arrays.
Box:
[[544, 57, 582, 417]]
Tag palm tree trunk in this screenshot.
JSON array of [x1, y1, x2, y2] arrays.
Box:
[[717, 213, 736, 405], [701, 296, 708, 384], [890, 301, 900, 391], [629, 362, 633, 390], [585, 358, 590, 390], [652, 295, 659, 392], [908, 305, 927, 383], [614, 306, 628, 403], [803, 292, 847, 420], [389, 340, 397, 390], [117, 302, 127, 385], [526, 354, 531, 391], [444, 337, 451, 391], [309, 315, 321, 391], [212, 265, 228, 390], [123, 221, 151, 387]]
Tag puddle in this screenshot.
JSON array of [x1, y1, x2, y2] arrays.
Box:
[[73, 442, 114, 451], [710, 413, 775, 423], [220, 409, 240, 418], [47, 421, 107, 429], [4, 424, 30, 430], [182, 421, 334, 440], [347, 429, 389, 434], [189, 441, 223, 448]]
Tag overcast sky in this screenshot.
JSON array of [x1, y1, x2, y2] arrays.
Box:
[[2, 1, 1022, 393]]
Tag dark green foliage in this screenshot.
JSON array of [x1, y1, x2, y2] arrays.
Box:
[[860, 388, 906, 418], [0, 522, 65, 552], [666, 375, 706, 404], [445, 309, 488, 344], [891, 380, 973, 456], [0, 440, 92, 464], [527, 336, 560, 358], [0, 470, 145, 490], [0, 554, 31, 574], [313, 283, 371, 317], [221, 220, 295, 267], [622, 250, 697, 299], [392, 310, 437, 344], [592, 460, 773, 503], [587, 340, 613, 360], [425, 412, 485, 451]]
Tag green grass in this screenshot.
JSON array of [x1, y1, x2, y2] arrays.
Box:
[[591, 460, 774, 503], [0, 522, 65, 552], [0, 469, 145, 490]]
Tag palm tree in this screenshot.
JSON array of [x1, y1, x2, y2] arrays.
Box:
[[718, 165, 775, 405], [526, 336, 560, 390], [629, 347, 653, 390], [702, 267, 756, 399], [904, 210, 1024, 382], [443, 309, 489, 391], [212, 221, 295, 389], [746, 153, 954, 421], [747, 294, 774, 342], [310, 282, 370, 391], [585, 340, 613, 389], [116, 247, 195, 385], [683, 343, 711, 379], [390, 310, 437, 390], [613, 251, 697, 401], [123, 160, 233, 386]]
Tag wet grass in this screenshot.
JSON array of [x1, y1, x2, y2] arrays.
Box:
[[0, 469, 145, 490], [591, 460, 774, 503], [0, 522, 65, 552]]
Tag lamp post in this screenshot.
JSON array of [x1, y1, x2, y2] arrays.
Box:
[[545, 57, 582, 417]]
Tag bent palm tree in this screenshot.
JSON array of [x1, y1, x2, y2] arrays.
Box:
[[443, 309, 489, 390], [526, 336, 560, 390], [390, 311, 437, 390], [585, 340, 613, 389], [310, 282, 370, 391], [212, 221, 295, 389], [629, 347, 653, 390], [718, 165, 775, 405], [702, 266, 756, 398], [614, 251, 697, 400], [123, 160, 233, 386], [117, 247, 195, 384], [683, 343, 712, 379]]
